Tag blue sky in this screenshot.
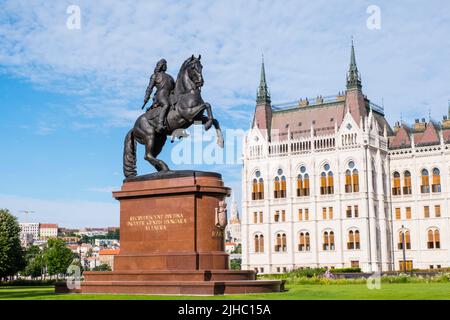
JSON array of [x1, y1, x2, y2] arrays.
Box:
[[0, 1, 449, 227]]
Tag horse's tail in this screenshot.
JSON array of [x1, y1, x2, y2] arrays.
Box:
[[123, 129, 137, 178]]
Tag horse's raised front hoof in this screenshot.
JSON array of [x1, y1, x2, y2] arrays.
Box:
[[217, 137, 224, 148]]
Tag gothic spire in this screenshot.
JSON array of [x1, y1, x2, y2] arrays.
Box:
[[257, 54, 271, 104], [346, 39, 362, 90]]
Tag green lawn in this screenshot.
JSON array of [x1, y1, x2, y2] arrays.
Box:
[[1, 283, 449, 300]]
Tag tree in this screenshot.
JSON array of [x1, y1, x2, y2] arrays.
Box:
[[92, 263, 111, 271], [22, 245, 44, 279], [230, 259, 241, 270], [43, 238, 74, 278], [107, 229, 120, 240], [0, 209, 25, 280], [231, 244, 242, 254]]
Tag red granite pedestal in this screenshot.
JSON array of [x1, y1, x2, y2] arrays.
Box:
[[57, 171, 283, 295]]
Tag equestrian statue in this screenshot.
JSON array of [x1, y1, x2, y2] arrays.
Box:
[[123, 55, 224, 179]]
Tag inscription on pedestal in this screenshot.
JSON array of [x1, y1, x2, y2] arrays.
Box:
[[126, 213, 188, 231]]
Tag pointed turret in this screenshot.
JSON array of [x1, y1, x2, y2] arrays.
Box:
[[252, 55, 273, 140], [257, 55, 271, 104], [344, 39, 367, 124], [346, 40, 362, 90]]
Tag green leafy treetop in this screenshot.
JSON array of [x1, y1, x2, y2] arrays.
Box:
[[22, 245, 44, 279], [43, 238, 75, 277], [0, 209, 25, 280]]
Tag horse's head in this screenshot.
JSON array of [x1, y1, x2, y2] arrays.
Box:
[[177, 55, 204, 92]]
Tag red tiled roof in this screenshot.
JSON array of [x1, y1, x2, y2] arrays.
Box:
[[271, 103, 345, 140], [40, 223, 58, 229], [99, 249, 120, 256], [443, 129, 450, 142], [415, 122, 440, 146], [389, 126, 411, 148]]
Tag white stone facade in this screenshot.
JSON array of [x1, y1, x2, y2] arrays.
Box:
[[241, 111, 450, 273]]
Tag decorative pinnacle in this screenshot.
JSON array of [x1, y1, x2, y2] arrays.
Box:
[[346, 38, 362, 90], [257, 54, 271, 104]]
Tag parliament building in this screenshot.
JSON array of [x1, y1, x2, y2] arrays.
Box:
[[241, 43, 450, 273]]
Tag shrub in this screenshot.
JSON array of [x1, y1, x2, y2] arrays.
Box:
[[0, 279, 57, 286], [330, 267, 361, 273]]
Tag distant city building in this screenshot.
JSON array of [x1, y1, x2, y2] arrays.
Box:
[[61, 236, 81, 245], [98, 249, 120, 269], [20, 232, 34, 247], [58, 227, 79, 236], [39, 223, 58, 240], [226, 198, 241, 243], [242, 43, 450, 274], [225, 241, 239, 254], [32, 239, 48, 249], [95, 239, 119, 247], [76, 227, 109, 237], [19, 222, 40, 242]]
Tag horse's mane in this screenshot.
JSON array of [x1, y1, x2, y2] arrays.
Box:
[[176, 58, 192, 84], [175, 57, 197, 94]]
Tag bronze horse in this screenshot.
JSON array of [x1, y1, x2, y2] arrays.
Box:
[[123, 55, 224, 178]]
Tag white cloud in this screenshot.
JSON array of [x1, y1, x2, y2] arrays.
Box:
[[0, 0, 449, 127]]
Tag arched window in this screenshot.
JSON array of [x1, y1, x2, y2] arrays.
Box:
[[297, 174, 303, 196], [355, 230, 360, 249], [320, 172, 327, 195], [305, 232, 310, 251], [254, 234, 264, 253], [252, 171, 264, 200], [347, 230, 360, 250], [323, 230, 335, 251], [348, 230, 354, 249], [323, 231, 329, 250], [274, 176, 280, 199], [432, 168, 441, 193], [298, 232, 311, 252], [345, 170, 352, 193], [274, 169, 286, 199], [257, 178, 264, 199], [252, 179, 258, 200], [352, 169, 359, 192], [260, 234, 265, 252], [345, 161, 359, 193], [392, 172, 401, 196], [320, 163, 334, 195], [421, 169, 430, 193], [398, 230, 411, 250], [427, 229, 440, 249], [403, 171, 412, 195], [254, 234, 260, 252], [281, 176, 287, 198], [274, 232, 287, 252], [327, 172, 334, 194], [303, 174, 310, 196], [297, 166, 310, 196]]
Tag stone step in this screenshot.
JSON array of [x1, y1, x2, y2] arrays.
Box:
[[83, 270, 256, 282], [78, 279, 284, 295]]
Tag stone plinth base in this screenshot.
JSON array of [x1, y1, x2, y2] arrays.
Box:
[[56, 171, 283, 295]]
